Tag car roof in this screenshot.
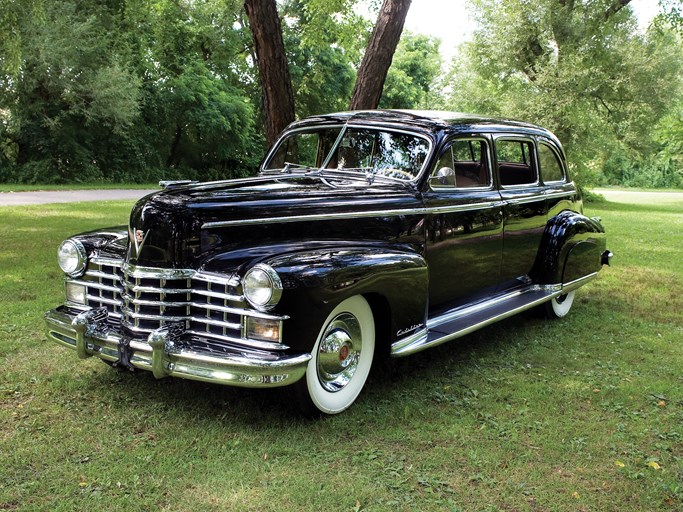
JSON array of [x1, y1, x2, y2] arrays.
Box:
[[288, 110, 560, 143]]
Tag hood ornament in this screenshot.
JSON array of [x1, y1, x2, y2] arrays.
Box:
[[128, 227, 149, 260]]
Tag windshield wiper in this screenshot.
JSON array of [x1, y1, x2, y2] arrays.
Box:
[[282, 162, 315, 174], [316, 169, 417, 191]]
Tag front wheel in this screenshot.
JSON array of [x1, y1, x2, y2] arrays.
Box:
[[295, 295, 375, 415], [545, 290, 575, 319]]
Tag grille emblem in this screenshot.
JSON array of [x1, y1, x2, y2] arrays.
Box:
[[128, 227, 149, 259]]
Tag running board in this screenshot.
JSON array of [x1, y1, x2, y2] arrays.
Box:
[[391, 286, 564, 357]]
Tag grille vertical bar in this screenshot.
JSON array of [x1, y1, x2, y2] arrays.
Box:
[[75, 259, 286, 350]]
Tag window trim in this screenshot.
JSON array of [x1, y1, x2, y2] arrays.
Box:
[[536, 138, 567, 185], [428, 135, 494, 192], [493, 135, 540, 189]]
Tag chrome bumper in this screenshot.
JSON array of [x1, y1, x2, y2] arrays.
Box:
[[45, 307, 311, 388]]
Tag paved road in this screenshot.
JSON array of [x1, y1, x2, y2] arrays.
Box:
[[591, 188, 683, 206], [2, 187, 681, 207], [0, 189, 158, 206]]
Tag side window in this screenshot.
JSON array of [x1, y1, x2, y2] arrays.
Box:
[[431, 139, 491, 189], [538, 142, 565, 183], [496, 139, 537, 186]]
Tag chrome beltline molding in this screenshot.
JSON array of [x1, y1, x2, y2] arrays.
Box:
[[201, 194, 580, 229], [202, 201, 509, 229]]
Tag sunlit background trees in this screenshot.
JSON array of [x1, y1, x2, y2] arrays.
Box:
[[0, 0, 680, 188]]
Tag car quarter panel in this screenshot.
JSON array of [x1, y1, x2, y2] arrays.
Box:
[[531, 210, 607, 285]]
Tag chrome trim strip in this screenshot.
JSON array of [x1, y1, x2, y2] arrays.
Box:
[[393, 273, 601, 357], [562, 272, 598, 292], [202, 207, 428, 229], [85, 270, 121, 280], [390, 328, 428, 354], [428, 201, 505, 214], [426, 287, 531, 330], [86, 295, 121, 306], [45, 308, 305, 387], [91, 257, 124, 268], [70, 279, 120, 293], [123, 283, 192, 294], [193, 272, 240, 287], [124, 264, 195, 280], [503, 195, 545, 206], [203, 200, 513, 228], [393, 289, 564, 357], [544, 191, 574, 200], [192, 289, 245, 302], [190, 317, 242, 330]]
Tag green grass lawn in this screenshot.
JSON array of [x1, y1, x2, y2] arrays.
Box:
[[1, 194, 681, 511]]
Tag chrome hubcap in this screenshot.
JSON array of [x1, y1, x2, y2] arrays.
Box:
[[316, 312, 362, 392]]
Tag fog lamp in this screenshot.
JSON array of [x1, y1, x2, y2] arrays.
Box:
[[66, 282, 87, 305], [245, 317, 282, 343], [57, 239, 87, 277]]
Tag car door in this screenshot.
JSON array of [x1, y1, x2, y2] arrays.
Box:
[[494, 136, 547, 289], [423, 136, 504, 314]]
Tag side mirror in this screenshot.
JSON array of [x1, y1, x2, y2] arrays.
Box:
[[428, 167, 456, 188]]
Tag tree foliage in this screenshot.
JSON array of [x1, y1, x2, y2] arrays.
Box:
[[1, 0, 258, 183], [0, 0, 681, 187], [380, 33, 442, 109], [445, 0, 683, 187]]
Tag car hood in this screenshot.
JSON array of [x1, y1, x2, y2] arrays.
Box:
[[127, 175, 424, 270]]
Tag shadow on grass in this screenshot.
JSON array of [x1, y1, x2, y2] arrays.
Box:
[[76, 311, 545, 430]]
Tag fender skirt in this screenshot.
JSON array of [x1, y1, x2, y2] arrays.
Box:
[[531, 210, 607, 285]]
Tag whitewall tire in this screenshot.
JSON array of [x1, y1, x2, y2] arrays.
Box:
[[545, 290, 575, 318], [297, 295, 375, 415]]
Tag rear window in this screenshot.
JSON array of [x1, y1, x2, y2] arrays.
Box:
[[538, 142, 565, 183]]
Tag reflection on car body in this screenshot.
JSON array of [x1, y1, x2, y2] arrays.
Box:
[[45, 110, 611, 415]]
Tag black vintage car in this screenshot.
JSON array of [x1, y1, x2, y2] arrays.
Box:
[[45, 110, 611, 414]]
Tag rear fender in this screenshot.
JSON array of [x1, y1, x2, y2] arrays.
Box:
[[263, 246, 428, 353], [532, 210, 607, 285]]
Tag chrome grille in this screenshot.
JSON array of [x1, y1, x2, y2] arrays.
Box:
[[73, 258, 286, 350], [81, 261, 124, 319]]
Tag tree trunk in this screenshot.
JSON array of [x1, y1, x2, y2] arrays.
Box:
[[349, 0, 412, 111], [604, 0, 631, 20], [244, 0, 296, 146]]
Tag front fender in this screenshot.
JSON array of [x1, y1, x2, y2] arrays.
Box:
[[532, 210, 607, 285], [263, 245, 429, 353], [69, 227, 129, 260]]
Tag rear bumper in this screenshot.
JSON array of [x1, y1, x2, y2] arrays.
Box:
[[45, 306, 311, 388]]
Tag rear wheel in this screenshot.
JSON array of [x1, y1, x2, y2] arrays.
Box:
[[545, 290, 575, 318], [295, 295, 375, 415]]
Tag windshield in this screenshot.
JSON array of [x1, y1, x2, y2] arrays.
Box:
[[262, 126, 431, 182]]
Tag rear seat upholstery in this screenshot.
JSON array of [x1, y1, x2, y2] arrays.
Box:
[[453, 161, 488, 188], [498, 163, 535, 186]]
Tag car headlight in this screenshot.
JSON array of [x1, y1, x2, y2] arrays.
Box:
[[243, 264, 282, 311], [57, 239, 87, 277]]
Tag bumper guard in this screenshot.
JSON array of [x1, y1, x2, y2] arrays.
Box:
[[45, 306, 311, 388]]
